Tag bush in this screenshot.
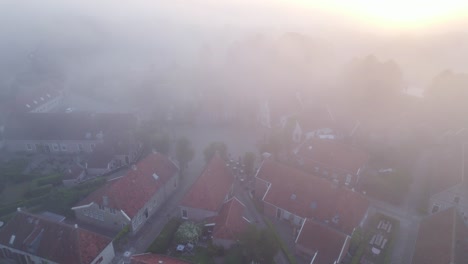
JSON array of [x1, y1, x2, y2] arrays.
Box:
[[147, 218, 182, 254], [175, 221, 201, 244]]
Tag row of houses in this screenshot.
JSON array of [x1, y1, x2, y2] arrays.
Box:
[[254, 159, 369, 263]]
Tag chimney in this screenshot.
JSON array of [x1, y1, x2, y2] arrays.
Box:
[[132, 164, 137, 171], [103, 196, 108, 206], [17, 207, 21, 212], [74, 224, 78, 229]]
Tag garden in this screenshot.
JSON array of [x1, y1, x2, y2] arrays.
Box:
[[0, 157, 105, 223], [348, 213, 399, 264]]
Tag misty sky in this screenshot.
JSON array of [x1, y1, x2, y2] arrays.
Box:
[[1, 0, 468, 96]]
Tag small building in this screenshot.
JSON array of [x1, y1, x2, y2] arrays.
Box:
[[62, 164, 86, 187], [412, 207, 468, 264], [211, 197, 250, 248], [2, 112, 137, 153], [295, 219, 351, 264], [295, 139, 369, 187], [254, 159, 370, 235], [0, 210, 115, 264], [131, 253, 190, 264], [179, 154, 234, 221], [72, 152, 179, 234]]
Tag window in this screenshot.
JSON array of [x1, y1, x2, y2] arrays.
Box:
[[110, 208, 116, 214], [276, 208, 282, 219], [84, 209, 89, 216], [78, 143, 84, 151], [52, 144, 59, 151], [454, 196, 460, 204], [182, 209, 188, 219], [26, 143, 33, 150], [431, 204, 440, 214], [345, 175, 352, 185], [98, 204, 105, 210], [61, 144, 67, 151]]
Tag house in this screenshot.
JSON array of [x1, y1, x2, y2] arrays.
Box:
[[72, 152, 179, 233], [85, 138, 142, 176], [14, 89, 63, 113], [295, 219, 351, 264], [3, 112, 137, 153], [412, 207, 468, 264], [428, 144, 468, 220], [62, 163, 86, 187], [295, 139, 369, 187], [0, 210, 115, 264], [254, 159, 370, 235], [131, 253, 191, 264], [179, 154, 234, 221], [210, 197, 250, 248]]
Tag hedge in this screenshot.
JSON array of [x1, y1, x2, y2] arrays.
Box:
[[147, 218, 182, 254], [25, 184, 53, 198], [36, 174, 63, 186]]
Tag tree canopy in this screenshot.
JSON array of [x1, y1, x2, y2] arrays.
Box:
[[175, 137, 195, 174], [203, 141, 228, 163], [239, 225, 279, 264]]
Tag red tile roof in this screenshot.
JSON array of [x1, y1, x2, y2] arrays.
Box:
[[181, 154, 233, 212], [13, 89, 62, 112], [413, 207, 468, 264], [0, 211, 112, 264], [131, 253, 191, 264], [297, 139, 369, 175], [212, 197, 249, 241], [77, 153, 178, 218], [257, 160, 369, 234], [296, 219, 350, 264]]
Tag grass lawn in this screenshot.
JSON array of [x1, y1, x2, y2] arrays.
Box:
[[0, 181, 30, 205]]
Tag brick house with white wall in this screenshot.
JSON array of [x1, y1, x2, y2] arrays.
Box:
[[72, 152, 179, 233], [3, 112, 137, 153]]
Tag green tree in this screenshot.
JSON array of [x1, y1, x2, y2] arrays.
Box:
[[203, 141, 227, 163], [243, 152, 256, 178], [152, 133, 171, 155], [239, 225, 279, 264], [175, 137, 195, 176]]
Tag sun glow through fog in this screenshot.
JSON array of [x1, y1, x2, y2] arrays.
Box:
[[295, 0, 468, 31]]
